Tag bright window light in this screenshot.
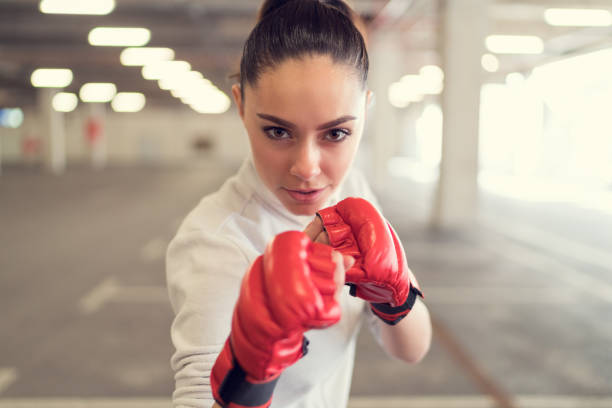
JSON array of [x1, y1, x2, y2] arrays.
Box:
[[142, 60, 191, 80], [79, 83, 117, 103], [486, 35, 544, 54], [39, 0, 115, 15], [88, 27, 151, 47], [0, 108, 24, 129], [111, 92, 146, 112], [506, 72, 525, 86], [544, 8, 612, 27], [120, 47, 175, 66], [419, 65, 444, 95], [31, 68, 73, 88], [52, 92, 78, 112], [481, 53, 500, 72]]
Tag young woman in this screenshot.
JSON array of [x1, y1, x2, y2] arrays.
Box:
[[166, 1, 432, 407]]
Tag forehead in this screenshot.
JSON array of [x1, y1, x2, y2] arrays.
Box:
[[245, 55, 364, 119]]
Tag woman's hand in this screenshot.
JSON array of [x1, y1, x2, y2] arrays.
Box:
[[304, 217, 352, 301], [317, 198, 423, 325], [304, 216, 329, 245], [211, 231, 344, 408]]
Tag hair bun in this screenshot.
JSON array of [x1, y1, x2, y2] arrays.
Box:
[[258, 0, 353, 23], [257, 0, 299, 22]]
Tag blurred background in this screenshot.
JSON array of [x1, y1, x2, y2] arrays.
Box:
[[1, 0, 611, 407]]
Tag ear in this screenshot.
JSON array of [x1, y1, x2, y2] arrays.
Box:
[[366, 89, 374, 110], [364, 89, 374, 119], [231, 83, 244, 120]]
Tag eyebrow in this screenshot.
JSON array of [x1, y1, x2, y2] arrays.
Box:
[[256, 113, 357, 130]]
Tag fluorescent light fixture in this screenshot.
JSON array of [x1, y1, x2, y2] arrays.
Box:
[[52, 92, 78, 112], [88, 27, 150, 47], [544, 8, 612, 27], [31, 68, 73, 87], [142, 60, 191, 80], [120, 47, 175, 66], [486, 35, 544, 54], [79, 82, 117, 103], [0, 108, 24, 129], [177, 81, 219, 101], [39, 0, 115, 15], [188, 89, 231, 114], [111, 92, 146, 112], [159, 71, 208, 91], [481, 53, 500, 72]]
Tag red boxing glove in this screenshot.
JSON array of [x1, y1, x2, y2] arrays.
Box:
[[211, 231, 341, 408], [317, 197, 423, 325]]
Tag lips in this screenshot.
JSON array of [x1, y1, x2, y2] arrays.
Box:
[[284, 187, 327, 203]]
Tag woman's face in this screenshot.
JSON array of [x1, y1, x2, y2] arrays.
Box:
[[233, 54, 371, 216]]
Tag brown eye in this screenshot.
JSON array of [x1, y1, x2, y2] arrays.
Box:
[[325, 128, 351, 142], [263, 127, 290, 140]]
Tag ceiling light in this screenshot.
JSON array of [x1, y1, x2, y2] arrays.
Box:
[[79, 83, 117, 103], [31, 68, 73, 88], [88, 27, 151, 47], [111, 92, 146, 112], [39, 0, 115, 15], [481, 53, 500, 72], [52, 92, 78, 112], [142, 60, 191, 80], [486, 35, 544, 54], [544, 8, 612, 27], [159, 71, 206, 91], [120, 47, 175, 66], [188, 89, 231, 114]]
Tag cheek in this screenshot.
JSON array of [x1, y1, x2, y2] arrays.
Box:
[[248, 135, 287, 181], [322, 140, 359, 180]]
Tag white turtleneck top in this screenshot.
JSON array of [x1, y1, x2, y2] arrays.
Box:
[[166, 153, 382, 408]]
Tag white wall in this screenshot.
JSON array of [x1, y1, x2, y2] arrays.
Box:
[[0, 105, 249, 167]]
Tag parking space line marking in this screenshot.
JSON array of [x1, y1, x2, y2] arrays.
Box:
[[79, 277, 119, 314], [431, 316, 517, 408], [0, 368, 17, 394]]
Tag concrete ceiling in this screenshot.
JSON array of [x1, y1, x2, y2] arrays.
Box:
[[0, 0, 611, 110]]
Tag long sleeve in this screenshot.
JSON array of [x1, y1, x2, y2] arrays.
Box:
[[166, 229, 250, 408]]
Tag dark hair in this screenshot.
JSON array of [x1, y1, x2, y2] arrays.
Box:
[[236, 0, 369, 100]]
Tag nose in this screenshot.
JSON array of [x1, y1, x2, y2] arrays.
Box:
[[290, 139, 321, 181]]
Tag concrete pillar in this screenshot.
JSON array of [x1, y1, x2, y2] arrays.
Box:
[[369, 29, 403, 189], [38, 88, 66, 174], [430, 0, 489, 229]]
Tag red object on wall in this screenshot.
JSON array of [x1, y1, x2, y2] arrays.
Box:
[[86, 118, 103, 144], [22, 136, 41, 155]]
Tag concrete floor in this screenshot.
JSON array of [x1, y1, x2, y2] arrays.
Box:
[[0, 160, 611, 408]]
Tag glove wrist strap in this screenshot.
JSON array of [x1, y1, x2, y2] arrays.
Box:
[[370, 286, 421, 326], [217, 358, 279, 408]]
